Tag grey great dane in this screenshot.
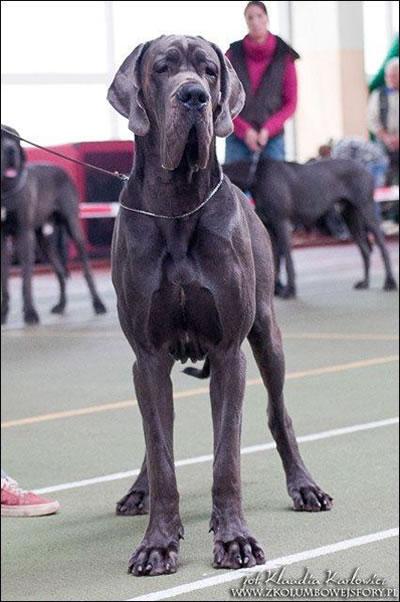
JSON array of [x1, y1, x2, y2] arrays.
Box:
[[224, 158, 398, 299], [1, 126, 107, 324], [108, 35, 332, 577]]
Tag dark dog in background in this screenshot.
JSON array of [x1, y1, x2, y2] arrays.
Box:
[[224, 158, 398, 298], [1, 126, 107, 324], [108, 35, 332, 577]]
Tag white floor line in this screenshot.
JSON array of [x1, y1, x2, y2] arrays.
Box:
[[35, 417, 399, 495], [126, 528, 399, 602]]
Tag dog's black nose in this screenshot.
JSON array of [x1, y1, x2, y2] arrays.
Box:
[[177, 84, 209, 110]]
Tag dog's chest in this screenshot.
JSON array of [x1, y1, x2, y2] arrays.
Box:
[[147, 224, 223, 361]]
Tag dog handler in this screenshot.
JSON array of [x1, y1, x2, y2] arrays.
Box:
[[225, 1, 299, 163]]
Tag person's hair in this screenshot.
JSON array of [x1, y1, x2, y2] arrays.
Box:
[[244, 1, 268, 16]]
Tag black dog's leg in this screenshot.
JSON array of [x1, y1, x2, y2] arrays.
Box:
[[209, 348, 265, 569], [248, 304, 333, 512], [341, 206, 371, 289], [1, 231, 10, 324], [276, 221, 296, 299], [361, 205, 397, 291], [269, 228, 284, 296], [65, 218, 107, 314], [16, 229, 40, 325], [128, 353, 183, 577], [36, 231, 67, 314], [116, 456, 149, 516]]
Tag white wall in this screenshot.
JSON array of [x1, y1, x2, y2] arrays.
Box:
[[2, 1, 398, 160], [1, 0, 283, 156]]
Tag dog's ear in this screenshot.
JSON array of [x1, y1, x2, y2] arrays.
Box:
[[211, 44, 245, 138], [107, 42, 151, 136]]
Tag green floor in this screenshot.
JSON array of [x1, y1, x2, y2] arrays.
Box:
[[1, 243, 399, 601]]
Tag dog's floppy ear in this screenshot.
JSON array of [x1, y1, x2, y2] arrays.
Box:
[[211, 44, 245, 138], [107, 42, 151, 136]]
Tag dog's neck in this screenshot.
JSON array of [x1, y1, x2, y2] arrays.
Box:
[[125, 133, 221, 217]]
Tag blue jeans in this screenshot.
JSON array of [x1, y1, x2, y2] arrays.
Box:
[[225, 132, 285, 164], [368, 161, 389, 188]]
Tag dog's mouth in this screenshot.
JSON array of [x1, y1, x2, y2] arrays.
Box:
[[183, 125, 200, 170], [162, 112, 212, 173]]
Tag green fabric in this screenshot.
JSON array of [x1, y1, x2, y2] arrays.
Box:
[[368, 35, 399, 92]]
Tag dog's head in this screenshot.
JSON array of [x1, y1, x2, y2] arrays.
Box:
[[1, 125, 26, 183], [107, 35, 245, 171]]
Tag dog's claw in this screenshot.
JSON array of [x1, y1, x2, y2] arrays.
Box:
[[129, 542, 179, 577], [290, 481, 333, 512], [213, 536, 263, 570], [116, 489, 149, 516]]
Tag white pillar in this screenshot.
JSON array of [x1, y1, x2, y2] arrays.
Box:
[[291, 1, 368, 161]]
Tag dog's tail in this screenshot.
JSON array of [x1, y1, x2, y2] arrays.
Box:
[[182, 357, 210, 379]]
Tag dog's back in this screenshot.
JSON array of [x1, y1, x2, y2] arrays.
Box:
[[26, 163, 79, 228], [225, 157, 374, 226]]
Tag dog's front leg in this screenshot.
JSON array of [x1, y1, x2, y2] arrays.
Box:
[[16, 229, 39, 324], [128, 352, 183, 577], [209, 348, 265, 570]]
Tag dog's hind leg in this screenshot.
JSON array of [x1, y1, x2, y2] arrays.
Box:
[[1, 231, 10, 324], [341, 205, 371, 289], [275, 221, 296, 299], [63, 216, 107, 313], [36, 230, 67, 314], [359, 203, 397, 291], [116, 456, 149, 516], [268, 227, 284, 296], [248, 303, 333, 512]]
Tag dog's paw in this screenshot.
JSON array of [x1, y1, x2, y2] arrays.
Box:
[[354, 280, 369, 290], [289, 482, 333, 512], [383, 276, 397, 292], [274, 281, 285, 296], [93, 299, 107, 314], [24, 308, 40, 325], [51, 302, 66, 315], [277, 286, 296, 300], [128, 543, 179, 576], [213, 536, 265, 570], [116, 489, 149, 516]]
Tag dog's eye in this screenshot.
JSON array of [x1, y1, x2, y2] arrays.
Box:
[[155, 64, 168, 74], [205, 66, 217, 78]]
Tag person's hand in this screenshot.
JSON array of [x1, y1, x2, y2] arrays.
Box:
[[379, 130, 398, 150], [244, 128, 260, 152], [386, 134, 399, 151], [258, 127, 269, 148]]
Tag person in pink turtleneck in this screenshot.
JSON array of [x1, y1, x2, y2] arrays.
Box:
[[225, 1, 299, 163]]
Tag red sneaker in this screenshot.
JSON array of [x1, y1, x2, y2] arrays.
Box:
[[1, 476, 60, 517]]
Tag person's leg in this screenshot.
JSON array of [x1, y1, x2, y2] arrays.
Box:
[[368, 159, 389, 221], [262, 133, 286, 161], [225, 134, 252, 164]]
